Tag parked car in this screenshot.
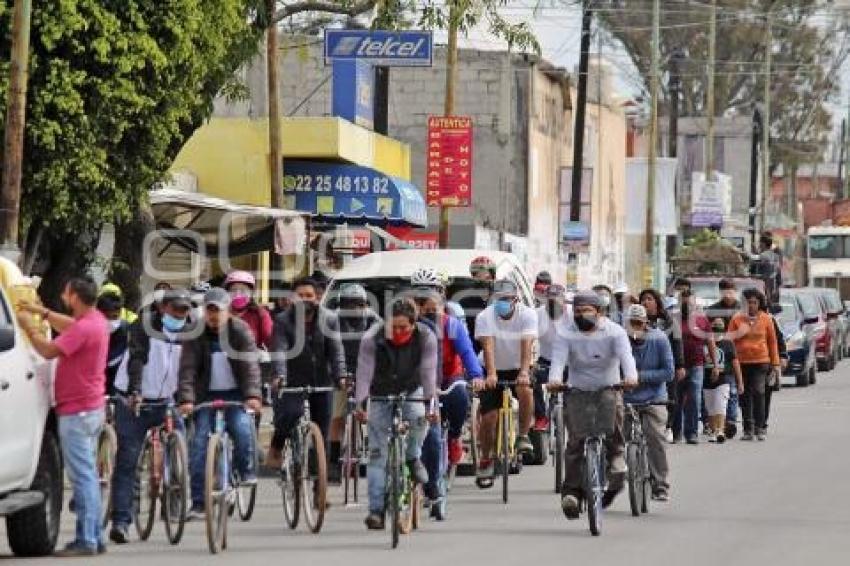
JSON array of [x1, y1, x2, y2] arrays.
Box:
[[0, 257, 62, 557], [776, 289, 818, 387], [799, 288, 842, 371]]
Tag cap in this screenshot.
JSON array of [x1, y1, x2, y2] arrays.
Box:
[[164, 289, 192, 310], [625, 304, 648, 322], [546, 284, 566, 299], [204, 287, 231, 309], [535, 271, 553, 285], [572, 290, 602, 308], [491, 279, 518, 298]]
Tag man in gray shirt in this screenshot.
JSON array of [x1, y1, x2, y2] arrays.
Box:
[[548, 291, 638, 520]]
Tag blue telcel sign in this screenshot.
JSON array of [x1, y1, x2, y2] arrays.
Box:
[[324, 30, 433, 67]]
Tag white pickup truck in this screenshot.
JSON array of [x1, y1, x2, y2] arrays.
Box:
[[0, 258, 62, 557]]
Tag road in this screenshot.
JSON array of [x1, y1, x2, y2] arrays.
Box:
[[3, 368, 850, 565]]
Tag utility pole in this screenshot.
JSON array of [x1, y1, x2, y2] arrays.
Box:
[[438, 0, 460, 249], [0, 0, 32, 256], [266, 0, 283, 209], [845, 100, 850, 198], [749, 109, 762, 246], [705, 0, 716, 180], [667, 48, 684, 159], [839, 119, 846, 199], [759, 10, 772, 234], [644, 0, 660, 289]]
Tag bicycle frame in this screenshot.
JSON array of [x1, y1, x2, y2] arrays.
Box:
[[495, 387, 517, 467]]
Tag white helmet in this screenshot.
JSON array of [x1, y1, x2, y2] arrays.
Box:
[[411, 267, 443, 288]]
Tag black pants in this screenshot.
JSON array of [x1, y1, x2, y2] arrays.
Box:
[[739, 364, 769, 434], [272, 391, 332, 451]]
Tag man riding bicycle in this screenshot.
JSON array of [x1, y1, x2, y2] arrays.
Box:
[[177, 288, 262, 518], [473, 279, 537, 486], [109, 290, 195, 543], [548, 291, 638, 519], [355, 298, 438, 530], [535, 284, 570, 433], [410, 268, 484, 510], [267, 278, 346, 470]]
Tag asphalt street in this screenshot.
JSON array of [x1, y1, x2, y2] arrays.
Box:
[[3, 368, 850, 565]]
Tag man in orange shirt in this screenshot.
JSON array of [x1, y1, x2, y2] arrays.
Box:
[[728, 288, 781, 441]]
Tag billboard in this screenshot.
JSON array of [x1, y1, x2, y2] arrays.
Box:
[[324, 30, 433, 66], [426, 116, 473, 207]]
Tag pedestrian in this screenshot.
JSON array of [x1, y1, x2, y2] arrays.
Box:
[[704, 318, 744, 443], [18, 276, 109, 556], [223, 270, 273, 350], [97, 291, 129, 396], [728, 288, 781, 441], [99, 282, 138, 324], [623, 304, 674, 501]]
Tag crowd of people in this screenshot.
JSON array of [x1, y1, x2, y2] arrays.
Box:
[[14, 255, 785, 555]]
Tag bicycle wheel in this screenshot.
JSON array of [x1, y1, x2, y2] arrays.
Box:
[[133, 434, 157, 541], [584, 440, 603, 536], [280, 438, 300, 530], [204, 434, 228, 554], [388, 438, 401, 549], [301, 423, 327, 533], [500, 410, 510, 504], [553, 406, 564, 494], [640, 442, 651, 515], [97, 424, 118, 529], [162, 431, 188, 545], [236, 424, 259, 521], [626, 442, 641, 517]]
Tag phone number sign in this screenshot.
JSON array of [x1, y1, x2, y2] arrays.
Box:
[[426, 116, 473, 207]]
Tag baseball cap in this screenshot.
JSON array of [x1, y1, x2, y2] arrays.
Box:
[[625, 304, 648, 323], [491, 279, 518, 298], [204, 287, 231, 309], [572, 290, 602, 308]]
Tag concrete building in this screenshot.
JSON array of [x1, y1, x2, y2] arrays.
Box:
[[213, 36, 630, 287]]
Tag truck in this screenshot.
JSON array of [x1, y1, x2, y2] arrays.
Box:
[[0, 257, 62, 557]]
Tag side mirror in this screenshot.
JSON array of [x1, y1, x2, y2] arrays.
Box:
[[804, 316, 820, 325], [0, 325, 15, 352]]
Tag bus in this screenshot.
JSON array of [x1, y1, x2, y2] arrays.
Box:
[[807, 226, 850, 299]]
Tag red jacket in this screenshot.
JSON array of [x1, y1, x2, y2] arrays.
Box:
[[234, 304, 273, 349]]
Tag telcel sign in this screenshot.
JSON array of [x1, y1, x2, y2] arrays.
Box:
[[325, 30, 433, 66]]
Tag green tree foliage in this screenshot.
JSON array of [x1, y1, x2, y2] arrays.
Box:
[[596, 0, 849, 169]]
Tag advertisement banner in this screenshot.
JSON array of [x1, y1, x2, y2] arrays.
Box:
[[324, 30, 433, 66], [691, 171, 731, 227], [558, 167, 593, 251], [426, 116, 473, 207], [331, 60, 374, 129], [624, 158, 679, 235]]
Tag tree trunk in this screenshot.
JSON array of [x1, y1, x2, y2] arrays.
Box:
[[109, 205, 154, 312], [36, 228, 99, 310]]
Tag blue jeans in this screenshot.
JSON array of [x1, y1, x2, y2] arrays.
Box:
[[367, 393, 427, 515], [59, 409, 105, 549], [189, 390, 255, 508], [111, 399, 185, 528], [421, 382, 468, 497], [673, 366, 704, 439]]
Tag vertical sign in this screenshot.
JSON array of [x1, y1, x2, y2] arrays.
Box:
[[558, 166, 594, 251], [426, 116, 473, 207]]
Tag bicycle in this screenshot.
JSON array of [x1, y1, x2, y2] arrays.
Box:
[[369, 393, 426, 549], [492, 379, 525, 504], [340, 384, 367, 507], [428, 380, 468, 521], [277, 385, 333, 533], [548, 389, 565, 495], [561, 385, 621, 537], [97, 396, 119, 529], [624, 401, 667, 517], [192, 400, 256, 554], [133, 401, 189, 544]]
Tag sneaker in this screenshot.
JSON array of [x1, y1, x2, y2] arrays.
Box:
[[364, 512, 385, 530], [515, 434, 533, 454], [741, 432, 754, 441], [651, 490, 669, 502], [686, 436, 699, 445], [715, 433, 726, 444], [703, 426, 714, 437], [54, 542, 98, 557], [423, 482, 440, 501], [109, 524, 130, 544], [448, 438, 464, 466], [476, 459, 495, 488], [671, 434, 683, 444], [707, 433, 717, 443], [561, 494, 580, 519], [265, 446, 283, 470], [756, 431, 766, 441], [663, 428, 674, 443], [601, 486, 623, 509], [407, 459, 429, 484], [534, 416, 550, 432], [187, 504, 205, 521]]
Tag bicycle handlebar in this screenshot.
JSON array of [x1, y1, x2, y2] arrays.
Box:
[[369, 394, 429, 404], [438, 380, 469, 396], [550, 383, 625, 393], [191, 400, 251, 413], [277, 385, 336, 397]]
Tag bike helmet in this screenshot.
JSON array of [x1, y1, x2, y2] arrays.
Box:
[[411, 267, 443, 288], [339, 283, 368, 303], [469, 255, 497, 278], [223, 270, 255, 290]]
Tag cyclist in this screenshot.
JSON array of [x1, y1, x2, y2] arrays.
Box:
[[622, 304, 674, 502], [470, 256, 497, 282], [108, 290, 195, 544], [535, 284, 570, 433], [534, 271, 553, 306], [547, 291, 638, 518], [473, 279, 537, 486], [267, 278, 346, 469], [355, 298, 438, 530], [178, 288, 262, 518], [327, 283, 379, 484], [223, 270, 274, 350], [411, 268, 484, 509], [97, 291, 130, 396], [592, 284, 616, 322], [100, 282, 139, 324]]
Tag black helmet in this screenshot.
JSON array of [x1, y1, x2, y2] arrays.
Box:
[[572, 290, 602, 309]]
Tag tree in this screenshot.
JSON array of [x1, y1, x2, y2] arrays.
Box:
[[596, 0, 849, 171]]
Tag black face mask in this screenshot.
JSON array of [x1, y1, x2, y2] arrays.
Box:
[[547, 301, 563, 320], [629, 330, 646, 345], [422, 312, 439, 325], [574, 314, 598, 332]]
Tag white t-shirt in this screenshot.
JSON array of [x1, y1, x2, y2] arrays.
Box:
[[548, 317, 638, 389], [209, 352, 238, 391], [536, 304, 573, 361], [475, 303, 538, 371]]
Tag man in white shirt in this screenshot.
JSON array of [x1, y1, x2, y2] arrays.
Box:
[[548, 291, 638, 519], [473, 280, 537, 486], [534, 284, 571, 432]]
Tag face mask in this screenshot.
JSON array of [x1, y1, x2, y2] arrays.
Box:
[[547, 301, 563, 320], [629, 330, 646, 344], [574, 314, 598, 332], [597, 294, 611, 308], [109, 319, 122, 333], [230, 294, 250, 310], [423, 312, 439, 325], [390, 328, 414, 347], [162, 313, 186, 332], [494, 298, 514, 318]]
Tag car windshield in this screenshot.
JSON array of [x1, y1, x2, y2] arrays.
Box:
[[785, 291, 821, 319]]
